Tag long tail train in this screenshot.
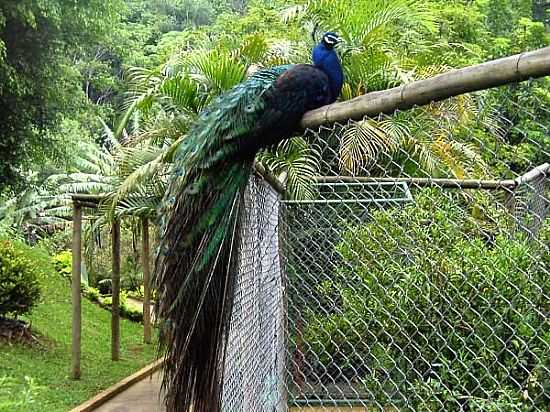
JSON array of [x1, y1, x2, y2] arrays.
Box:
[[155, 161, 252, 412]]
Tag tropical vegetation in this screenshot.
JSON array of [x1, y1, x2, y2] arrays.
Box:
[[0, 0, 549, 410], [0, 256, 156, 410]]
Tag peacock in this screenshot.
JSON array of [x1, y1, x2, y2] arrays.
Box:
[[154, 32, 344, 412]]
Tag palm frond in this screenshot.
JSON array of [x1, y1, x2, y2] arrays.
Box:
[[160, 74, 205, 113], [279, 5, 307, 23], [188, 51, 247, 92], [340, 118, 404, 174], [239, 34, 269, 64], [258, 137, 321, 200]]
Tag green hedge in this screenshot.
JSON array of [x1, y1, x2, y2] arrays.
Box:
[[296, 189, 549, 410], [0, 239, 50, 318], [83, 286, 144, 323]]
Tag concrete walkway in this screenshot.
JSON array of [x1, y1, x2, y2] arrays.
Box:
[[91, 371, 369, 411], [94, 372, 165, 412]]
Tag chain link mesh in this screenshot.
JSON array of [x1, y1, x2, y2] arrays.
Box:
[[225, 84, 549, 411], [223, 177, 286, 411]]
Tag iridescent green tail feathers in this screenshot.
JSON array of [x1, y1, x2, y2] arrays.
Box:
[[155, 161, 251, 412], [154, 49, 342, 411], [153, 67, 291, 412]]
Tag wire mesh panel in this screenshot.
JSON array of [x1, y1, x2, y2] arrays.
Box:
[[222, 84, 549, 411], [222, 176, 286, 412], [280, 86, 550, 411]]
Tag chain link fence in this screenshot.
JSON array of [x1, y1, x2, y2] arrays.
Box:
[[225, 83, 549, 411], [223, 177, 286, 411]]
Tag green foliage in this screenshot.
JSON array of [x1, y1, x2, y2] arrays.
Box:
[[121, 255, 144, 292], [0, 253, 156, 410], [84, 286, 101, 303], [0, 239, 49, 318], [36, 229, 72, 256], [480, 0, 533, 37], [121, 303, 144, 322], [0, 0, 124, 189], [258, 137, 321, 200], [509, 17, 548, 52], [52, 250, 72, 280], [298, 190, 549, 409], [0, 376, 42, 412], [480, 79, 550, 176], [127, 285, 145, 299], [100, 290, 128, 308], [93, 288, 144, 323], [3, 0, 547, 225]]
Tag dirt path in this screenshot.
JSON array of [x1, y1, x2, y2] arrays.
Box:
[[126, 297, 155, 322]]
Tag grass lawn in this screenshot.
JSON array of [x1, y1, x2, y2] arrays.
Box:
[[0, 270, 157, 411]]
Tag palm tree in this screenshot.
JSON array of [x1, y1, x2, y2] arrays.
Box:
[[283, 0, 491, 179], [0, 139, 118, 240], [95, 0, 491, 219]]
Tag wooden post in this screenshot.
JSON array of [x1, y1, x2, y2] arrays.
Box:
[[142, 217, 152, 344], [71, 203, 82, 379], [111, 219, 121, 361]]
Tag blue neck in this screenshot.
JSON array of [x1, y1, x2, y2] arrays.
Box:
[[313, 43, 344, 102]]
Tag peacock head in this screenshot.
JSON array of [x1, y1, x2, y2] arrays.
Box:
[[320, 32, 342, 50], [313, 32, 343, 63], [313, 32, 344, 101]]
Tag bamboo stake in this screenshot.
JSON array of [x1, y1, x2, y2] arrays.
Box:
[[71, 203, 83, 379], [142, 218, 152, 344], [111, 220, 121, 361], [254, 161, 286, 195], [301, 47, 550, 129]]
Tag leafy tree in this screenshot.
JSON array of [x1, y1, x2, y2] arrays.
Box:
[[0, 0, 123, 189]]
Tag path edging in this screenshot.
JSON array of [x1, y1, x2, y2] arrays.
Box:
[[69, 359, 164, 412]]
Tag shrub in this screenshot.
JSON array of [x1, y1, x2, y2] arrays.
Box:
[[97, 291, 143, 322], [121, 304, 143, 322], [295, 189, 549, 410], [52, 250, 72, 280], [127, 285, 156, 302], [99, 290, 128, 308], [0, 239, 47, 318], [37, 229, 72, 256], [84, 286, 100, 303], [121, 255, 144, 292], [127, 286, 145, 300]]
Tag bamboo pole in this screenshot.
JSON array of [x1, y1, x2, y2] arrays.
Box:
[[515, 162, 550, 185], [301, 47, 550, 129], [111, 220, 121, 361], [142, 218, 152, 344], [254, 161, 286, 195], [504, 163, 550, 217], [71, 203, 82, 380]]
